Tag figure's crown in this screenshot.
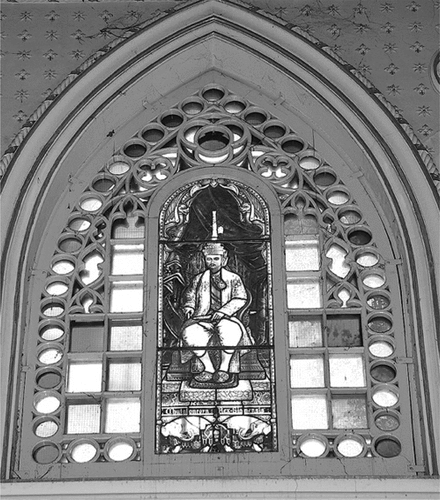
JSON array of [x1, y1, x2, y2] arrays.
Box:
[[202, 242, 226, 255]]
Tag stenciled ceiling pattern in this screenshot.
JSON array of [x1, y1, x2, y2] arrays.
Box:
[[1, 0, 439, 171]]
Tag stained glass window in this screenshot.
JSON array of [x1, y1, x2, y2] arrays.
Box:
[[157, 182, 276, 453], [11, 84, 417, 477]]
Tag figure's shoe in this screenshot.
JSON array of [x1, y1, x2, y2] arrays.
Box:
[[194, 371, 214, 382], [214, 370, 230, 383]]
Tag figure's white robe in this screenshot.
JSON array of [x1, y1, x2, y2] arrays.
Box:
[[180, 269, 253, 370]]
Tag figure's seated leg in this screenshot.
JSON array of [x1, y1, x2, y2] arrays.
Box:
[[181, 323, 215, 377], [216, 318, 243, 375]]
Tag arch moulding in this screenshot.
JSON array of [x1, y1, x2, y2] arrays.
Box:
[[1, 0, 439, 497]]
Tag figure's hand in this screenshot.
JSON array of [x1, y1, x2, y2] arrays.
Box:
[[211, 311, 225, 323], [183, 307, 194, 319]]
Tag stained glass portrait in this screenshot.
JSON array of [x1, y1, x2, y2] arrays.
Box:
[[156, 179, 277, 453]]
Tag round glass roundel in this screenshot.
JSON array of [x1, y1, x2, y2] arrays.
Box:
[[42, 304, 64, 318], [80, 197, 102, 212], [92, 178, 115, 193], [35, 419, 59, 438], [34, 393, 61, 414], [368, 316, 392, 333], [314, 170, 336, 187], [263, 123, 286, 139], [339, 209, 362, 225], [281, 138, 304, 154], [36, 370, 62, 389], [161, 113, 183, 128], [68, 217, 91, 232], [107, 439, 135, 462], [348, 228, 372, 246], [108, 161, 130, 175], [58, 237, 82, 253], [375, 412, 400, 432], [123, 142, 147, 158], [336, 437, 364, 458], [70, 441, 99, 463], [45, 282, 68, 296], [198, 130, 229, 151], [38, 348, 63, 365], [370, 363, 396, 383], [356, 252, 379, 267], [372, 387, 399, 408], [363, 273, 385, 289], [39, 325, 64, 341], [298, 436, 327, 458], [52, 260, 74, 275], [33, 442, 60, 464], [245, 111, 267, 126], [367, 293, 391, 310], [202, 87, 225, 102], [327, 190, 349, 205], [182, 100, 203, 116], [224, 100, 246, 114], [375, 436, 401, 458], [299, 156, 320, 170], [369, 340, 394, 358]]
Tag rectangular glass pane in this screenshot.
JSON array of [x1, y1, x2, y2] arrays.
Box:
[[70, 322, 104, 352], [110, 281, 143, 313], [104, 398, 140, 433], [287, 279, 321, 309], [285, 239, 320, 271], [329, 354, 366, 387], [327, 315, 362, 347], [107, 360, 141, 391], [289, 318, 322, 347], [110, 323, 142, 351], [332, 396, 367, 429], [291, 394, 328, 430], [290, 356, 324, 388], [111, 244, 144, 275], [67, 404, 101, 434], [67, 361, 102, 393]]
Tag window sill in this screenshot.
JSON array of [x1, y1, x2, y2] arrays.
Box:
[[1, 477, 439, 499]]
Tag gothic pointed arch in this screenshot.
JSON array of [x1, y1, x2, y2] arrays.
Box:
[[1, 0, 438, 495]]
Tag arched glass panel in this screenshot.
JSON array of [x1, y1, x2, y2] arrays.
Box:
[[157, 180, 276, 453]]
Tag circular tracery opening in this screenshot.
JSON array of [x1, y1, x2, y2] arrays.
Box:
[[198, 130, 230, 151]]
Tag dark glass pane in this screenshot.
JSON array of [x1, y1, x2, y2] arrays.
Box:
[[348, 229, 372, 246], [245, 111, 266, 125], [33, 443, 59, 464], [124, 142, 146, 158], [282, 139, 304, 153], [70, 322, 104, 352], [92, 178, 115, 193], [327, 315, 362, 347], [161, 113, 183, 128], [142, 128, 165, 143], [202, 88, 225, 101], [314, 171, 336, 187], [375, 437, 401, 457], [370, 363, 396, 383], [36, 370, 62, 389], [199, 131, 229, 150]]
